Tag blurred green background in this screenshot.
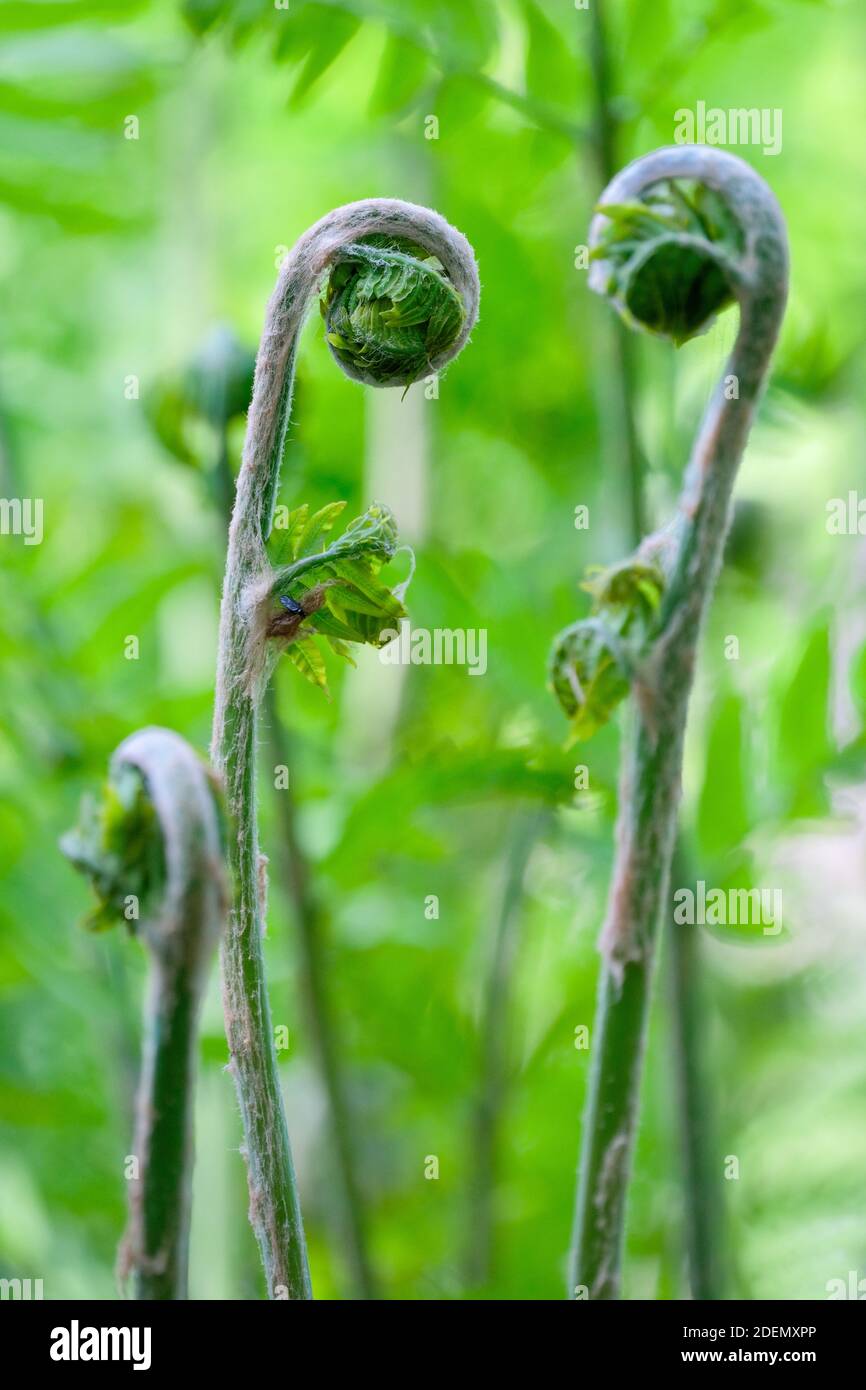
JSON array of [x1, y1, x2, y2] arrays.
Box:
[[2, 0, 866, 1300]]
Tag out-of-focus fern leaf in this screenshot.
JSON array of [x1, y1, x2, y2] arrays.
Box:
[[181, 0, 227, 36], [368, 33, 430, 116], [0, 1, 149, 31], [270, 4, 361, 108], [142, 378, 199, 469], [521, 0, 575, 109]]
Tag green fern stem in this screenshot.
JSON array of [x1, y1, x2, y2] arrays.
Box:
[[553, 148, 788, 1299], [62, 727, 226, 1299], [212, 200, 479, 1299]]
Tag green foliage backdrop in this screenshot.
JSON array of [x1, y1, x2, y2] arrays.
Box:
[[1, 0, 865, 1299]]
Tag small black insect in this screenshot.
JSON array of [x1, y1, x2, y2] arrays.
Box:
[[266, 583, 337, 642]]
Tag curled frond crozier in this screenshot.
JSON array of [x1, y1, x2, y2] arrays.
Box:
[[561, 146, 788, 1302], [588, 146, 784, 348], [322, 235, 465, 386], [61, 727, 226, 1300], [548, 559, 665, 742]]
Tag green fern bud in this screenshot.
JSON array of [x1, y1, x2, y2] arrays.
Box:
[[321, 235, 466, 387], [61, 728, 226, 1299], [61, 764, 165, 933], [590, 177, 745, 346], [549, 619, 633, 743], [548, 559, 665, 742]]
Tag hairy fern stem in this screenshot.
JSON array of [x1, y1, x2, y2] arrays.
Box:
[[63, 728, 226, 1299], [558, 147, 788, 1298], [586, 4, 725, 1301], [212, 200, 479, 1298]]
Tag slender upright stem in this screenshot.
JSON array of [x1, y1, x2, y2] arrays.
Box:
[[93, 728, 225, 1299], [666, 851, 726, 1300], [465, 808, 549, 1287], [131, 967, 199, 1299], [570, 147, 788, 1298], [586, 5, 721, 1299], [218, 693, 312, 1299], [214, 418, 378, 1299], [263, 685, 379, 1299], [211, 200, 479, 1298], [586, 0, 646, 544]]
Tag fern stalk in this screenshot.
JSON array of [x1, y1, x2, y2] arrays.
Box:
[[62, 727, 226, 1299], [263, 687, 379, 1299], [211, 200, 479, 1297], [666, 850, 727, 1299], [585, 6, 725, 1300], [465, 807, 550, 1287], [198, 370, 378, 1299], [553, 147, 788, 1298], [586, 0, 646, 542]]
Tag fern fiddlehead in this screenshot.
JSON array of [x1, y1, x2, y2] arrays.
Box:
[[213, 200, 479, 1299], [550, 147, 788, 1299], [62, 727, 226, 1299]]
